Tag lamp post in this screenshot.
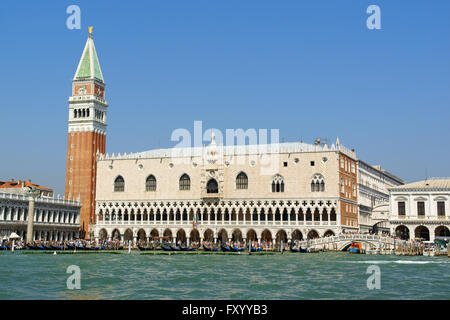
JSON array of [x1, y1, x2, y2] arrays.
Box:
[[26, 187, 41, 244], [9, 232, 20, 253]]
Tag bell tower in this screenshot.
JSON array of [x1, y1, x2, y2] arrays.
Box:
[[65, 27, 108, 238]]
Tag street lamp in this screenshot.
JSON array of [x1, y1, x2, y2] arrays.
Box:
[[9, 232, 20, 253]]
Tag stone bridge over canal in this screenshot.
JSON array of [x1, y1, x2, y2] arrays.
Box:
[[297, 234, 405, 251]]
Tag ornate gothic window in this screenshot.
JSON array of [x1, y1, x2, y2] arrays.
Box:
[[179, 174, 191, 191], [207, 179, 218, 193], [236, 172, 248, 189], [146, 175, 156, 191], [114, 176, 125, 192], [271, 174, 285, 193], [310, 174, 325, 192]]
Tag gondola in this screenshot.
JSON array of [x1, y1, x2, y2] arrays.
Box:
[[50, 245, 64, 250], [66, 244, 76, 250], [137, 245, 152, 251], [0, 246, 8, 250], [44, 245, 53, 250], [170, 245, 181, 251], [221, 244, 231, 251], [161, 244, 172, 251], [181, 246, 197, 251], [250, 247, 262, 252], [75, 245, 86, 250], [202, 244, 220, 251], [231, 246, 245, 252]]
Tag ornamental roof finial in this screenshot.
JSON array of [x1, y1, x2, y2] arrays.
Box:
[[89, 26, 93, 37]]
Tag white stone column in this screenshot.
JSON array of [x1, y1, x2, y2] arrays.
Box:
[[26, 197, 35, 243]]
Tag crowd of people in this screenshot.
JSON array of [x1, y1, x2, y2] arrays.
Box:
[[0, 230, 414, 251]]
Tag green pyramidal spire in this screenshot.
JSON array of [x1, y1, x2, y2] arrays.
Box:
[[73, 27, 104, 82]]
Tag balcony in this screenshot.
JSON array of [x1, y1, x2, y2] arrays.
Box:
[[201, 190, 223, 200]]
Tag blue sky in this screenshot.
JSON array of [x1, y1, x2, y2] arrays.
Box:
[[0, 0, 449, 195]]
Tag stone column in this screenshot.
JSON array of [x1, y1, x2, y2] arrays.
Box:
[[26, 197, 35, 243]]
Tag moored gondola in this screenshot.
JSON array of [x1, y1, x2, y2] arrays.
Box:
[[138, 245, 152, 251], [161, 244, 172, 251], [203, 244, 220, 251], [221, 244, 231, 251], [231, 246, 245, 252], [250, 247, 262, 252], [181, 245, 197, 251]]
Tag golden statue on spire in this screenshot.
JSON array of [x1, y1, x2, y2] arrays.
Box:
[[89, 26, 93, 36]]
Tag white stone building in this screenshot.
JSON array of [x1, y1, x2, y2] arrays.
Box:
[[389, 178, 450, 241], [93, 138, 360, 245], [357, 160, 403, 233], [0, 192, 81, 241]]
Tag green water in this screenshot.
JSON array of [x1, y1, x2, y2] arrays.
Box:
[[0, 251, 448, 299]]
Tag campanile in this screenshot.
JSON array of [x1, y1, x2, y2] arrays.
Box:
[[65, 27, 108, 238]]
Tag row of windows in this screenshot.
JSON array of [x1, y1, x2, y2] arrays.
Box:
[[114, 173, 327, 193], [340, 157, 356, 174], [398, 201, 446, 216], [73, 108, 105, 120], [73, 108, 90, 119]]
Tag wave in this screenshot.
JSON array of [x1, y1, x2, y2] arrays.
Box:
[[343, 260, 449, 265]]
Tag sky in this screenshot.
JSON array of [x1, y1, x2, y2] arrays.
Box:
[[0, 0, 449, 195]]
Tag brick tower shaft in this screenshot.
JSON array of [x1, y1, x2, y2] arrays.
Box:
[[65, 27, 108, 239]]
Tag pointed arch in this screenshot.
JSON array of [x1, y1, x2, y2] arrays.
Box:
[[179, 174, 191, 191], [114, 176, 125, 192], [145, 174, 157, 191], [236, 172, 248, 189]]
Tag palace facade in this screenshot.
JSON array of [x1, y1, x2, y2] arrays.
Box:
[[389, 178, 450, 241], [93, 137, 359, 245], [0, 191, 80, 241], [357, 161, 403, 233]]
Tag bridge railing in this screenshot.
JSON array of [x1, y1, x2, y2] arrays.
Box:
[[295, 233, 400, 248]]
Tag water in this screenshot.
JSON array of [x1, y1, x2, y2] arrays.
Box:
[[0, 252, 448, 299]]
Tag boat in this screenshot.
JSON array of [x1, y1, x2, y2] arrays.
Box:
[[365, 247, 379, 255], [137, 245, 152, 251], [251, 247, 262, 252], [50, 245, 64, 250], [0, 245, 8, 250], [231, 246, 245, 252], [290, 247, 307, 253], [348, 241, 362, 254], [27, 244, 46, 250], [66, 244, 76, 250], [202, 244, 219, 251], [170, 245, 181, 251], [181, 246, 197, 251], [161, 244, 172, 251], [221, 244, 231, 251]]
